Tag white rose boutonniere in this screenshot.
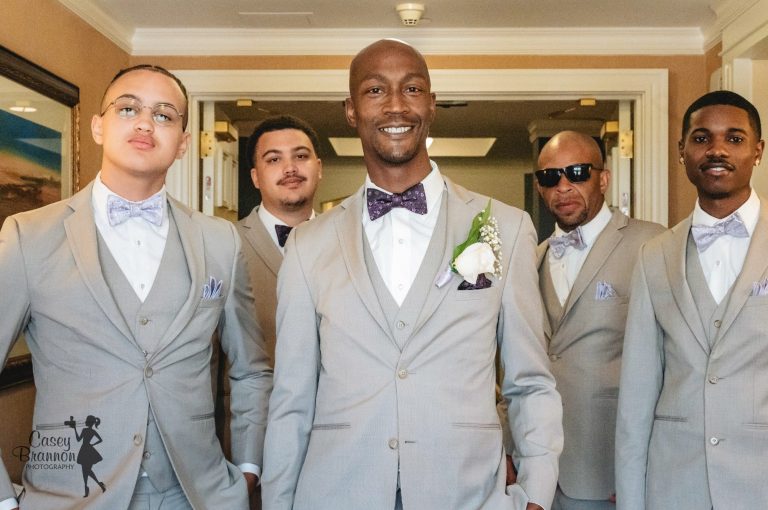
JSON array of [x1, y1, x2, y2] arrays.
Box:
[[435, 199, 502, 288]]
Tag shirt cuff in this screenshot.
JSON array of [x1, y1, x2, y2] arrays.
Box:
[[238, 463, 261, 481], [0, 497, 18, 510]]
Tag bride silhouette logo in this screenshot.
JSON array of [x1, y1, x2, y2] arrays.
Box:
[[66, 415, 106, 498]]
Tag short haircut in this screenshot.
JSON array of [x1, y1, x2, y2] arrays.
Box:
[[247, 115, 321, 168], [682, 90, 761, 140], [102, 64, 189, 130]]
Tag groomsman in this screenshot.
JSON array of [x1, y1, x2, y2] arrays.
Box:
[[535, 131, 663, 509], [616, 90, 766, 509], [0, 65, 271, 510], [262, 39, 563, 510]]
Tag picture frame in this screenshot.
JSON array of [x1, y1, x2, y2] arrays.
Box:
[[0, 45, 79, 389]]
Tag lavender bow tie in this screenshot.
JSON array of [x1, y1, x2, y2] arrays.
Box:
[[275, 224, 293, 247], [548, 227, 586, 259], [366, 183, 428, 221], [691, 213, 749, 252], [107, 194, 163, 227]]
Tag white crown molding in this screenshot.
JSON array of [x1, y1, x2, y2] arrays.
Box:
[[703, 0, 759, 49], [130, 27, 704, 56], [57, 0, 133, 53]]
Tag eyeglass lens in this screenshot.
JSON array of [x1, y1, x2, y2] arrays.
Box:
[[107, 96, 182, 126]]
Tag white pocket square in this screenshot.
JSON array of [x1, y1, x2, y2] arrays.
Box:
[[202, 276, 223, 300], [751, 278, 768, 297], [595, 280, 618, 300]]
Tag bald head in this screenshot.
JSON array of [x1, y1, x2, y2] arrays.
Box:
[[538, 131, 603, 169], [349, 39, 431, 95]]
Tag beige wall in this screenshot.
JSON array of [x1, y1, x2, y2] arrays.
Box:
[[1, 0, 130, 187], [142, 53, 708, 225]]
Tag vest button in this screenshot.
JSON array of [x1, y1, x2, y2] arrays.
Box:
[[133, 434, 143, 445], [549, 354, 560, 362], [396, 321, 406, 330], [388, 438, 399, 450], [139, 317, 149, 326], [714, 319, 722, 328], [397, 369, 408, 379], [708, 375, 719, 384], [710, 437, 720, 446], [143, 451, 151, 459], [145, 366, 154, 378]]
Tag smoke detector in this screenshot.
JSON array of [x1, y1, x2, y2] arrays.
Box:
[[396, 3, 424, 26]]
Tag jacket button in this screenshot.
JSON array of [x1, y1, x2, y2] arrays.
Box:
[[398, 369, 408, 379], [714, 319, 722, 328], [549, 354, 559, 362], [143, 451, 151, 459], [139, 317, 150, 326], [710, 437, 719, 445], [708, 375, 719, 384], [133, 434, 143, 445], [388, 438, 399, 450], [145, 366, 154, 378]]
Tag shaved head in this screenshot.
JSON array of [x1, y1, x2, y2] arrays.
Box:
[[348, 39, 431, 95], [538, 131, 603, 169]]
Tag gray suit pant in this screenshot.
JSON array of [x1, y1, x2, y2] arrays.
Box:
[[128, 476, 192, 510], [552, 486, 614, 510]]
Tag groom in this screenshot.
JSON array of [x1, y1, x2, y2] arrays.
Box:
[[262, 39, 562, 510]]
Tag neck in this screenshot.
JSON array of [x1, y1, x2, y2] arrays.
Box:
[[698, 189, 751, 219], [264, 204, 312, 227], [100, 168, 165, 201], [365, 155, 431, 193]]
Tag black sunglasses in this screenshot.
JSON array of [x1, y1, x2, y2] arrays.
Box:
[[535, 163, 594, 188]]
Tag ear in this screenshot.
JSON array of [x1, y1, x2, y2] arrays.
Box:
[[316, 158, 323, 180], [250, 167, 260, 189], [535, 182, 545, 199], [175, 132, 191, 159], [428, 92, 437, 123], [344, 97, 357, 128], [755, 139, 765, 164], [91, 114, 104, 145], [599, 168, 611, 194], [678, 139, 685, 162]]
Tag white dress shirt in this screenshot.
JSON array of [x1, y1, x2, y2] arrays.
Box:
[[692, 190, 760, 304], [362, 161, 445, 306], [548, 203, 612, 306], [258, 204, 315, 254]]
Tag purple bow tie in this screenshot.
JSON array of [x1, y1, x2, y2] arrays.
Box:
[[548, 227, 586, 259], [107, 194, 163, 227], [275, 224, 293, 247], [691, 213, 749, 252], [366, 183, 428, 221]]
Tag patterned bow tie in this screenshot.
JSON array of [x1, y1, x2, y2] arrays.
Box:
[[548, 227, 587, 259], [366, 183, 428, 221], [106, 194, 163, 227], [275, 224, 293, 247], [691, 213, 749, 252]]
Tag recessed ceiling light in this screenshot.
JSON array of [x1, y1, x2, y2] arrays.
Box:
[[9, 105, 36, 113]]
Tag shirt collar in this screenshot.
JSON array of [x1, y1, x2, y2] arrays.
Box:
[[91, 172, 167, 229], [553, 202, 612, 247], [258, 203, 315, 249], [692, 189, 760, 236], [364, 159, 444, 213]]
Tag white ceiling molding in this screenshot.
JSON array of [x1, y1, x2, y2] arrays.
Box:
[[131, 27, 705, 56], [703, 0, 759, 49], [171, 68, 667, 225], [57, 0, 133, 53]]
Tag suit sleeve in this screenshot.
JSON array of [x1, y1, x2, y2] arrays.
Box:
[[218, 223, 273, 469], [0, 217, 31, 502], [497, 213, 563, 509], [614, 245, 664, 510], [261, 231, 319, 509]]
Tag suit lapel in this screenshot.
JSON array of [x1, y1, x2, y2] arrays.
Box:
[[535, 243, 554, 339], [335, 188, 392, 341], [64, 183, 135, 344], [664, 216, 710, 353], [152, 198, 204, 357], [241, 207, 282, 276], [411, 179, 477, 336], [562, 210, 625, 318], [714, 203, 768, 344]]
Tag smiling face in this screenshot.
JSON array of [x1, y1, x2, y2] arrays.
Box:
[[345, 40, 436, 187], [91, 69, 190, 198], [680, 104, 764, 217], [537, 131, 609, 231], [251, 128, 322, 216]]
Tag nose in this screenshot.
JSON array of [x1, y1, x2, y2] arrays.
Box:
[[554, 171, 574, 191], [705, 136, 729, 158], [134, 106, 155, 132], [384, 91, 409, 115]]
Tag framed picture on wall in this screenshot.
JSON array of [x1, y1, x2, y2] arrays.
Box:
[[0, 45, 79, 389]]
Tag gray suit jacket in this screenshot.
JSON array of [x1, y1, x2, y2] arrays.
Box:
[[616, 200, 768, 509], [0, 183, 272, 509], [236, 206, 282, 364], [262, 178, 563, 510], [538, 210, 663, 500]]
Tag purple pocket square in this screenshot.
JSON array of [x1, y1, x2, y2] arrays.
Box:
[[202, 276, 223, 300], [458, 274, 492, 290], [751, 278, 768, 297], [595, 281, 618, 301]]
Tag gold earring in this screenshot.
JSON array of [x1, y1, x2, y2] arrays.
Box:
[[679, 157, 684, 164]]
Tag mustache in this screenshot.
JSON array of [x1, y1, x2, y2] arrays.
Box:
[[700, 158, 735, 171], [277, 175, 307, 185]]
